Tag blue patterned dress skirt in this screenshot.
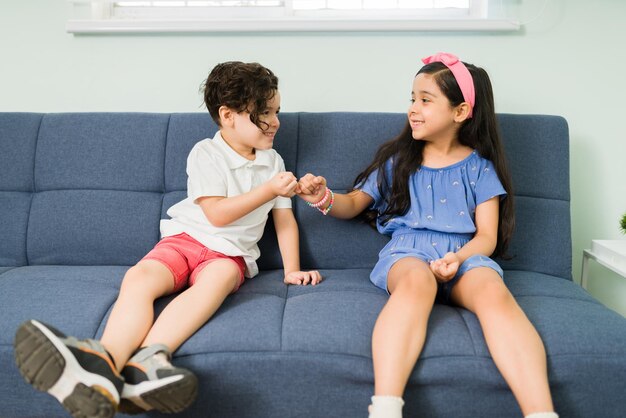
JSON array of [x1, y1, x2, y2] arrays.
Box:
[[370, 228, 503, 302]]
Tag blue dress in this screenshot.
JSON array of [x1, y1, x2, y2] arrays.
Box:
[[358, 150, 507, 302]]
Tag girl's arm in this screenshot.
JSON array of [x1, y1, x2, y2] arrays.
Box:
[[272, 208, 322, 285], [197, 172, 297, 227], [324, 190, 374, 219], [455, 196, 499, 263], [297, 174, 373, 219], [430, 196, 500, 281]]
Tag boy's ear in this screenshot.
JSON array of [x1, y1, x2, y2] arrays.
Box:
[[218, 106, 235, 127], [454, 103, 472, 123]]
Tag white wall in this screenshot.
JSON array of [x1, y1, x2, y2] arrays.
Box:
[[1, 0, 625, 315]]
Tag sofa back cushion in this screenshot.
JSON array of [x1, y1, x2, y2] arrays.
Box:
[[496, 114, 571, 279], [0, 113, 41, 266], [292, 113, 572, 280], [0, 112, 571, 280]]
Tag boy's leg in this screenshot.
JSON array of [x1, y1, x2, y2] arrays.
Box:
[[451, 268, 555, 416], [14, 320, 124, 418], [119, 258, 241, 413], [13, 259, 174, 418], [370, 257, 437, 418], [100, 259, 175, 370], [140, 258, 241, 351]]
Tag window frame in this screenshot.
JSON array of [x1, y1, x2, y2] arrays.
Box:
[[66, 0, 520, 34]]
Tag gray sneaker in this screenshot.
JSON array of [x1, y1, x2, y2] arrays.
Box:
[[14, 320, 124, 418], [118, 344, 198, 414]]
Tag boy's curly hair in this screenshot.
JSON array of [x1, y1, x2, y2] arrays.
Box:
[[202, 61, 279, 132]]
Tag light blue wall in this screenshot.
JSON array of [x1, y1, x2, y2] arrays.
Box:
[[1, 0, 625, 315]]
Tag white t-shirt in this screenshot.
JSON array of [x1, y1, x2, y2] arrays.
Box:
[[160, 131, 292, 278]]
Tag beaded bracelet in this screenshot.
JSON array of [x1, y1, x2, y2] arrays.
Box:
[[319, 189, 334, 216], [306, 187, 330, 209]]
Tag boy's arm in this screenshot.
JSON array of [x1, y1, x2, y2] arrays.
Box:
[[272, 208, 322, 285], [197, 172, 297, 227]]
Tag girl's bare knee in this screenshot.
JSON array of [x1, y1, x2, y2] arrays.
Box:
[[394, 271, 437, 299], [474, 277, 516, 314]]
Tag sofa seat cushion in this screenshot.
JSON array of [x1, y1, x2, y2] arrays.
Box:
[[2, 266, 625, 417], [164, 270, 626, 418], [0, 265, 125, 346], [4, 266, 623, 362]]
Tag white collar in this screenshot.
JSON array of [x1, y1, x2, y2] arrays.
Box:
[[213, 131, 272, 169]]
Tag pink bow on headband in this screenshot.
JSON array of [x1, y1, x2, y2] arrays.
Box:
[[422, 52, 475, 118]]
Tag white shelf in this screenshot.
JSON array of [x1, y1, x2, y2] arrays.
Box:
[[581, 240, 626, 289]]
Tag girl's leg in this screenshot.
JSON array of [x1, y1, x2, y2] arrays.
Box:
[[450, 268, 554, 416], [372, 257, 438, 397], [141, 259, 241, 352], [100, 259, 175, 370]]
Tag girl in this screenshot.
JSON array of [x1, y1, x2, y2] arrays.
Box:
[[296, 53, 557, 418]]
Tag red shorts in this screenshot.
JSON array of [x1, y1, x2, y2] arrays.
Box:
[[142, 233, 246, 293]]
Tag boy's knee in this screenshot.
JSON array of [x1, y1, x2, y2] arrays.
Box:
[[121, 265, 148, 289], [193, 259, 242, 292], [120, 261, 173, 296]]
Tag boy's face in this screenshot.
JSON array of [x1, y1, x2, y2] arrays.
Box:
[[229, 91, 281, 154]]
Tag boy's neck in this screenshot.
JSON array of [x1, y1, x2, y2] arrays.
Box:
[[219, 130, 256, 161]]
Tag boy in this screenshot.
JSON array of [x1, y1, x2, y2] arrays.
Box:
[[14, 61, 321, 418]]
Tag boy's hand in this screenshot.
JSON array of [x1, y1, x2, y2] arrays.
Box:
[[284, 270, 323, 286], [269, 172, 298, 198], [296, 173, 327, 204], [429, 252, 460, 283]]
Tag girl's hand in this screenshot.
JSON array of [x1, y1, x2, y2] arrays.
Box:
[[296, 173, 327, 204], [268, 172, 298, 198], [430, 252, 460, 283], [284, 270, 323, 286]]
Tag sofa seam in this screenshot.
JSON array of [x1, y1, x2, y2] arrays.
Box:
[[292, 114, 300, 225], [279, 286, 288, 351], [24, 114, 44, 266], [514, 294, 601, 305], [164, 350, 626, 362], [284, 288, 384, 299], [162, 114, 171, 193], [21, 188, 164, 194], [455, 308, 478, 356], [514, 193, 570, 203]]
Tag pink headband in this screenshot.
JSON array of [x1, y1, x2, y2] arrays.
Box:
[[421, 52, 475, 118]]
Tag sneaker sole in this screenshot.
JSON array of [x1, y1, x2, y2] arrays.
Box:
[[121, 372, 198, 414], [14, 320, 118, 418]]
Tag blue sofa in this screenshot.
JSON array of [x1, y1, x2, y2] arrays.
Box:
[[1, 112, 625, 418]]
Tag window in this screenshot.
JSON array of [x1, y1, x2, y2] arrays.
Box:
[[67, 0, 520, 34]]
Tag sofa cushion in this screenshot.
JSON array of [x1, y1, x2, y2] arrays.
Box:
[[27, 190, 161, 265], [35, 113, 168, 192], [498, 196, 572, 279], [0, 192, 31, 266], [499, 114, 569, 201], [0, 113, 41, 267], [0, 265, 126, 346], [0, 113, 40, 192]]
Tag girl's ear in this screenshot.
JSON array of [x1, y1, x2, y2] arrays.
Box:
[[218, 106, 234, 127], [454, 103, 472, 123]]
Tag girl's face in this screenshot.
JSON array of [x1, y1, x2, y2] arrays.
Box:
[[231, 90, 281, 154], [408, 73, 460, 143]]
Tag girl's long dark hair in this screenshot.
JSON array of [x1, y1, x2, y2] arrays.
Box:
[[354, 62, 515, 258]]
